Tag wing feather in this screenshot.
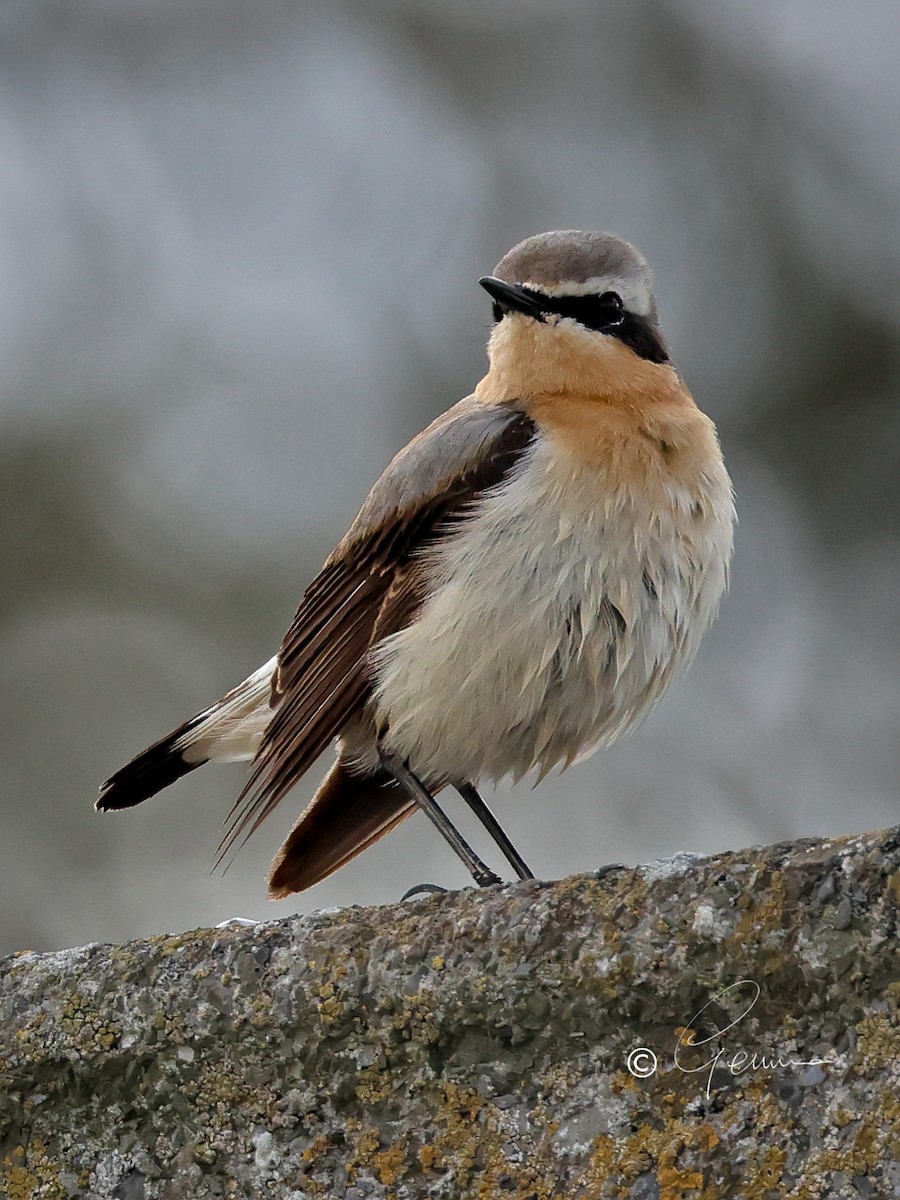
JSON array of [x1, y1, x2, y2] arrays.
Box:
[[217, 398, 536, 862]]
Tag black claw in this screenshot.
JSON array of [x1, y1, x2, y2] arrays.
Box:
[[401, 882, 449, 901]]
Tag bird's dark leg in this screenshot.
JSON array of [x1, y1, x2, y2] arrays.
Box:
[[379, 753, 501, 888], [456, 782, 535, 881]]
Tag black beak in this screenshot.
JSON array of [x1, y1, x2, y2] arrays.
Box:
[[478, 276, 546, 321]]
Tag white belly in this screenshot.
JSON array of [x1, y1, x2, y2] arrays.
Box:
[[370, 436, 731, 785]]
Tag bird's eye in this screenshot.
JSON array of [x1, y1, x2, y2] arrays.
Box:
[[547, 290, 625, 331], [597, 291, 623, 321]]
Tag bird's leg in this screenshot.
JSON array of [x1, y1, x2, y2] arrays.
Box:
[[455, 782, 535, 881], [379, 753, 501, 888]]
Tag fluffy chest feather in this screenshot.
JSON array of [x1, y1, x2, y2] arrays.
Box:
[[370, 409, 733, 787]]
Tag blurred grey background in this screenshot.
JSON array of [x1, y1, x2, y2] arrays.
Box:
[[2, 0, 898, 956]]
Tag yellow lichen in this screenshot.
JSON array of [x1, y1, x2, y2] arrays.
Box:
[[856, 1012, 900, 1072], [300, 1135, 329, 1164], [317, 995, 344, 1024], [418, 1144, 444, 1172], [374, 1142, 408, 1186], [733, 871, 787, 945], [658, 1165, 705, 1196], [1, 1142, 64, 1200]]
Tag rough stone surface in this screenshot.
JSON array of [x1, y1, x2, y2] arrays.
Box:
[[1, 827, 899, 1199]]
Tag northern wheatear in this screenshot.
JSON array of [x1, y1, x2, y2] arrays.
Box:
[[98, 231, 734, 896]]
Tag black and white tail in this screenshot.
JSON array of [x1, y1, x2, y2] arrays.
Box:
[[97, 657, 277, 812]]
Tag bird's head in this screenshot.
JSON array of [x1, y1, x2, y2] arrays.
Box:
[[477, 230, 673, 402]]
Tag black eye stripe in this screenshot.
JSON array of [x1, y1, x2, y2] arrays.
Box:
[[521, 287, 624, 331], [498, 285, 669, 364]]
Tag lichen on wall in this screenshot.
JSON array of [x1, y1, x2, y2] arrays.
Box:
[[1, 827, 898, 1198]]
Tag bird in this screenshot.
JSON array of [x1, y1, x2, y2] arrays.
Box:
[[97, 230, 735, 899]]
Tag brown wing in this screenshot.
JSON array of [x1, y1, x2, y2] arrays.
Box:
[[216, 398, 536, 863], [266, 760, 415, 898]]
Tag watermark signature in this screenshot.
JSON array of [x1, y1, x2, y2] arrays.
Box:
[[626, 980, 832, 1097]]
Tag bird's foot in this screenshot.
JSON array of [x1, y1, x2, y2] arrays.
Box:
[[472, 868, 503, 887]]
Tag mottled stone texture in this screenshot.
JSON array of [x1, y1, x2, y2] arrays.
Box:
[[1, 828, 899, 1199]]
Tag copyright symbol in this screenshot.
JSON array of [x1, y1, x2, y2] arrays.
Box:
[[626, 1047, 658, 1078]]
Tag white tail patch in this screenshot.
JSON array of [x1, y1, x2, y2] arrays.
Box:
[[176, 656, 278, 764]]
